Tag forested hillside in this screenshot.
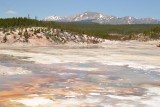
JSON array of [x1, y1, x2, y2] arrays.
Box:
[[0, 18, 160, 40]]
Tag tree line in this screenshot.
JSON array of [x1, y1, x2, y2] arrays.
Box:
[[0, 17, 54, 28]]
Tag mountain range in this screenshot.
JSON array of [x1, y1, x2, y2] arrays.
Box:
[[44, 12, 160, 24]]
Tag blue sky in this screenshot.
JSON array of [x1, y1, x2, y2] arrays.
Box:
[[0, 0, 160, 19]]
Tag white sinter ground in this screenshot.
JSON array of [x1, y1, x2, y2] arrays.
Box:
[[0, 40, 160, 107]]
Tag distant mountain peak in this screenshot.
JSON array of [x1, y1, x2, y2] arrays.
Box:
[[70, 12, 114, 22], [44, 12, 160, 24]]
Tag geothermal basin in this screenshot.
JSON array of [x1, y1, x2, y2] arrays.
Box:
[[0, 41, 160, 107]]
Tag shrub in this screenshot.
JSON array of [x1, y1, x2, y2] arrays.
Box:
[[3, 36, 7, 43], [6, 32, 10, 35], [23, 30, 29, 42]]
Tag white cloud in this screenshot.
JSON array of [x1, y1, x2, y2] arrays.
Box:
[[6, 9, 17, 15]]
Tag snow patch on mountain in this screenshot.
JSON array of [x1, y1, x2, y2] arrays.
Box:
[[44, 12, 160, 24], [44, 16, 64, 21]]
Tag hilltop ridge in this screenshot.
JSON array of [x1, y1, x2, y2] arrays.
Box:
[[0, 18, 160, 47]]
